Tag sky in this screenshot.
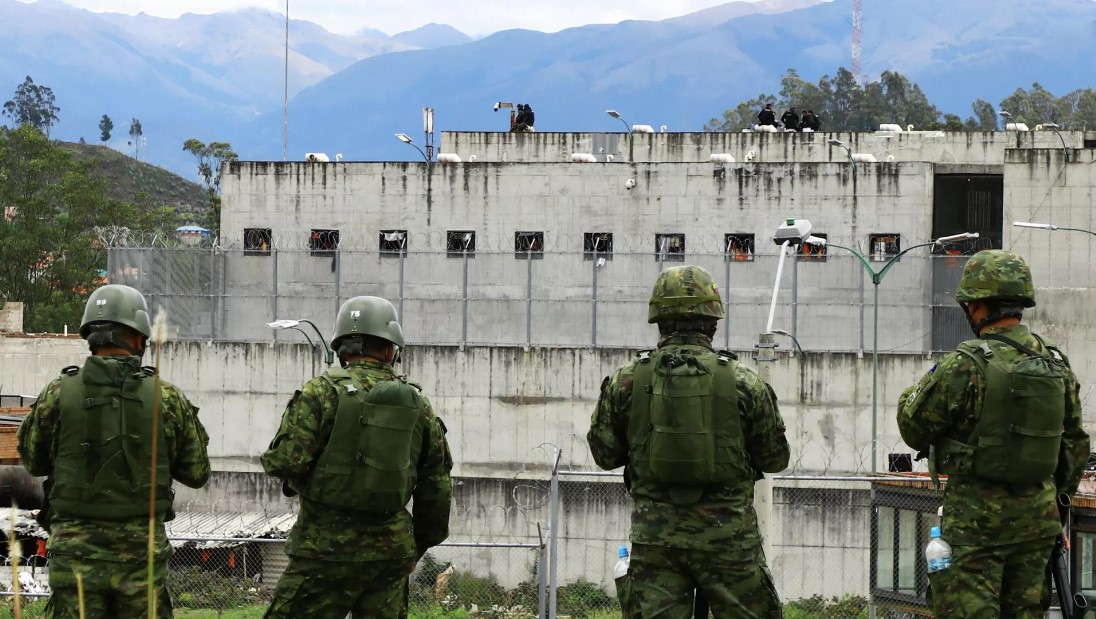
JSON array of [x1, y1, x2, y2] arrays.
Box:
[[18, 0, 759, 36]]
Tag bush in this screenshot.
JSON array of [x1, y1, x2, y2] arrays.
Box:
[[168, 566, 266, 610], [557, 579, 617, 619], [784, 595, 869, 619]]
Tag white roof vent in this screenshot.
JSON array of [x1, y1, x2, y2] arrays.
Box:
[[709, 153, 736, 163], [570, 153, 598, 163], [631, 124, 655, 134], [305, 152, 330, 162], [437, 153, 462, 163]]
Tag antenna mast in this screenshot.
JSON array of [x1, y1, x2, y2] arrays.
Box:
[[852, 0, 863, 84]]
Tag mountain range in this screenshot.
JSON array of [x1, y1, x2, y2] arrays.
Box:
[[3, 0, 1096, 176]]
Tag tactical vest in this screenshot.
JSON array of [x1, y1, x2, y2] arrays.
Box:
[[933, 334, 1067, 487], [302, 368, 426, 514], [627, 346, 750, 499], [52, 360, 173, 521]]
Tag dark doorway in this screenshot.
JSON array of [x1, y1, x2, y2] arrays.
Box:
[[931, 175, 1003, 351]]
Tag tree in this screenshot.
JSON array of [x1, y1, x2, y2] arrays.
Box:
[[2, 76, 60, 137], [0, 126, 147, 332], [970, 99, 998, 130], [128, 117, 143, 159], [98, 114, 113, 142], [182, 138, 238, 235]]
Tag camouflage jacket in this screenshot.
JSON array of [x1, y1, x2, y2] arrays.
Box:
[[587, 334, 790, 551], [898, 324, 1090, 547], [17, 355, 211, 562], [261, 359, 453, 562]]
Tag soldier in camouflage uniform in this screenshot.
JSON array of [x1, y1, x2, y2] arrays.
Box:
[[898, 250, 1089, 618], [587, 265, 789, 619], [17, 284, 211, 619], [262, 296, 453, 619]]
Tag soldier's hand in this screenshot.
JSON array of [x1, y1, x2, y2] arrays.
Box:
[[1063, 528, 1071, 551]]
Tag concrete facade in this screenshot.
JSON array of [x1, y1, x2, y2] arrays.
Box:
[[437, 129, 1092, 165], [0, 302, 24, 333]]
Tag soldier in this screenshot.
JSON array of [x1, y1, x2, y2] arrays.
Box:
[[17, 284, 211, 618], [898, 250, 1089, 617], [262, 296, 453, 619], [587, 265, 789, 619]]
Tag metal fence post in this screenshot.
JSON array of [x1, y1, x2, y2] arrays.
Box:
[[209, 245, 217, 339], [272, 247, 279, 342], [792, 253, 799, 339], [526, 250, 533, 349], [549, 448, 561, 619], [461, 249, 469, 348], [591, 251, 598, 347], [333, 248, 341, 317], [859, 260, 866, 354], [398, 247, 406, 321], [538, 524, 548, 619], [724, 255, 731, 350]]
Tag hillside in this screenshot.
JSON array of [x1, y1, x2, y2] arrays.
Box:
[[60, 142, 210, 222]]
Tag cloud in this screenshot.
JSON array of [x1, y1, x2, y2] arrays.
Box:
[[19, 0, 751, 35]]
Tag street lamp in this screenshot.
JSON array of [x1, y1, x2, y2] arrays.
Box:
[[395, 133, 431, 166], [999, 110, 1015, 131], [1040, 123, 1070, 163], [606, 109, 631, 133], [267, 318, 334, 365], [1014, 221, 1096, 238], [812, 232, 980, 473], [607, 110, 632, 162], [828, 138, 855, 169], [771, 328, 805, 356]]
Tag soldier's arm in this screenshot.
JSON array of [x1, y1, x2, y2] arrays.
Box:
[[260, 378, 330, 491], [163, 384, 211, 489], [739, 369, 790, 474], [412, 398, 453, 558], [897, 352, 977, 452], [16, 381, 61, 477], [587, 369, 631, 471], [1056, 363, 1090, 496]]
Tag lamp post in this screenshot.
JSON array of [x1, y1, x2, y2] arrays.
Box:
[[999, 110, 1015, 131], [828, 138, 856, 171], [267, 318, 334, 366], [395, 133, 431, 167], [810, 232, 979, 473], [606, 110, 631, 161], [1040, 123, 1070, 163], [1014, 221, 1096, 238]]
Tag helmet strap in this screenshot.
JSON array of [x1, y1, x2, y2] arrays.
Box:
[[962, 301, 1023, 337], [87, 323, 144, 356]]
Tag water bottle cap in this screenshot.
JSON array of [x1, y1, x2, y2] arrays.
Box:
[[618, 545, 629, 558], [930, 526, 941, 539]]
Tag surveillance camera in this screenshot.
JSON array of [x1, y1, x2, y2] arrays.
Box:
[[493, 102, 501, 112], [773, 218, 814, 246], [625, 178, 636, 190]]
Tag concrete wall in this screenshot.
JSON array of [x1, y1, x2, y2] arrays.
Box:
[[0, 337, 1008, 477], [0, 303, 24, 333], [438, 130, 1090, 165], [212, 159, 937, 349]]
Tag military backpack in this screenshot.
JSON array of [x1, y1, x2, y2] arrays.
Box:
[[52, 357, 173, 521], [627, 346, 751, 494], [934, 334, 1067, 487], [303, 368, 426, 514]]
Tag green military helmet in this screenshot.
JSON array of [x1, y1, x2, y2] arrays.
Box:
[[79, 284, 152, 339], [647, 265, 725, 324], [331, 296, 405, 349], [955, 249, 1036, 308]]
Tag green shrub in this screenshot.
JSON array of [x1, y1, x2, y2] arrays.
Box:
[[784, 595, 869, 619], [557, 579, 617, 619]]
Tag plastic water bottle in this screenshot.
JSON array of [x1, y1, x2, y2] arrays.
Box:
[[613, 545, 631, 580], [926, 526, 952, 573]]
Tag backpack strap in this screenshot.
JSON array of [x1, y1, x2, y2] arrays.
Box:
[[982, 334, 1044, 359]]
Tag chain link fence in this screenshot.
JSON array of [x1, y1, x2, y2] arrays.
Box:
[[104, 243, 975, 354]]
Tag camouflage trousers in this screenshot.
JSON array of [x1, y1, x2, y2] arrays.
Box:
[[45, 553, 173, 619], [927, 536, 1054, 619], [628, 543, 782, 619], [264, 555, 416, 619]]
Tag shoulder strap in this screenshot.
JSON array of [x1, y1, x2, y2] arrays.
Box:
[[982, 334, 1044, 359]]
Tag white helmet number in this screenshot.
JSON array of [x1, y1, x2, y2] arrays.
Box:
[[350, 310, 360, 318]]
